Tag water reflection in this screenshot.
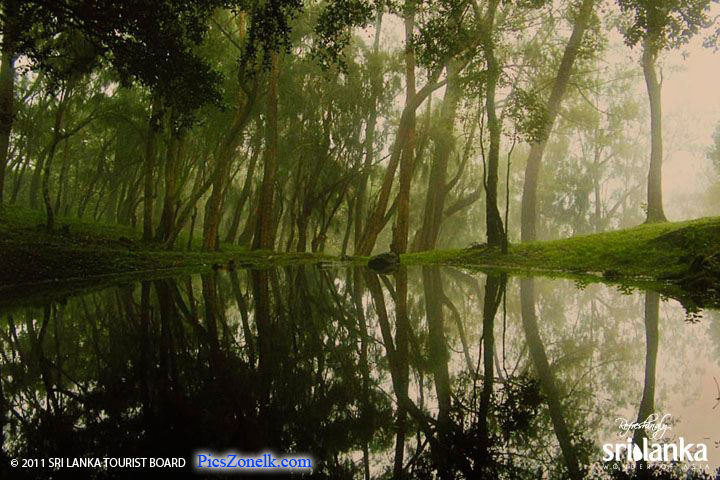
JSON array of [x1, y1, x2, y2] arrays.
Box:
[[2, 266, 719, 479]]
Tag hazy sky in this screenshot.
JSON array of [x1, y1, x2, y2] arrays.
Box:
[[662, 34, 720, 219]]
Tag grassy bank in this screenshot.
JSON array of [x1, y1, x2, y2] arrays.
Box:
[[3, 207, 720, 304], [404, 216, 720, 288], [0, 207, 330, 289]]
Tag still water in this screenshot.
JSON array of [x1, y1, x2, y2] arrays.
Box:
[[2, 266, 720, 479]]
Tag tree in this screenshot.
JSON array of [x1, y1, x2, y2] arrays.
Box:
[[8, 0, 231, 231], [617, 0, 716, 224], [0, 0, 18, 206], [520, 0, 596, 242]]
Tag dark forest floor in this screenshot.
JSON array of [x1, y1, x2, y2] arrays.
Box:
[[0, 207, 330, 289]]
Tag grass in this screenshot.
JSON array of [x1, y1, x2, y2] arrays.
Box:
[[0, 206, 333, 289], [403, 217, 720, 308]]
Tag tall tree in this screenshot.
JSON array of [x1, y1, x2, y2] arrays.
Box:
[[0, 0, 18, 206], [478, 0, 507, 248], [390, 0, 417, 255], [617, 0, 715, 224], [253, 52, 280, 250], [520, 0, 596, 242]]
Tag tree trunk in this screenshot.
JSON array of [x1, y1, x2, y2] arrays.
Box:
[[253, 52, 280, 251], [354, 10, 383, 253], [642, 40, 667, 223], [142, 97, 162, 242], [417, 62, 460, 251], [224, 138, 259, 243], [202, 83, 256, 250], [0, 24, 15, 206], [481, 0, 506, 248], [156, 132, 183, 243], [520, 0, 595, 242], [356, 66, 444, 255], [391, 0, 416, 256], [77, 139, 111, 219], [53, 140, 70, 213], [43, 82, 74, 232]]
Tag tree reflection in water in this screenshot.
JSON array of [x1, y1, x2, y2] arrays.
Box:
[[1, 266, 718, 479]]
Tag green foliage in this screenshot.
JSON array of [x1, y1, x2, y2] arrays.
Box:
[[505, 88, 548, 142], [11, 0, 234, 119], [242, 0, 304, 68], [413, 0, 473, 70], [616, 0, 716, 50], [313, 0, 376, 69]]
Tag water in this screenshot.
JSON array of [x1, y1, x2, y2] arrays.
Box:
[[2, 266, 720, 479]]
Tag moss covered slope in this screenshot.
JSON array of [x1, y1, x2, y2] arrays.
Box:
[[403, 217, 720, 283]]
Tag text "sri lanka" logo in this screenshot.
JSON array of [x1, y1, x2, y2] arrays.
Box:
[[602, 414, 708, 462]]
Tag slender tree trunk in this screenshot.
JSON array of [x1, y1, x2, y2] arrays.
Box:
[[238, 188, 258, 247], [253, 53, 280, 251], [29, 151, 46, 209], [417, 62, 460, 251], [296, 206, 311, 252], [642, 40, 667, 223], [391, 0, 416, 255], [163, 162, 214, 247], [43, 82, 74, 232], [202, 85, 256, 250], [53, 140, 70, 213], [187, 206, 197, 250], [593, 131, 603, 232], [341, 196, 354, 256], [225, 138, 259, 243], [156, 132, 183, 243], [10, 148, 30, 204], [77, 141, 111, 218], [481, 0, 506, 248], [143, 97, 162, 242], [0, 19, 15, 206], [356, 66, 444, 255], [520, 0, 595, 242], [354, 10, 383, 253]]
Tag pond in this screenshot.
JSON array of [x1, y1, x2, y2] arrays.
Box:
[[2, 266, 720, 479]]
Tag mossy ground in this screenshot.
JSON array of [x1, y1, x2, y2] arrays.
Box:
[[403, 217, 720, 309], [404, 216, 719, 277], [0, 206, 332, 289]]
